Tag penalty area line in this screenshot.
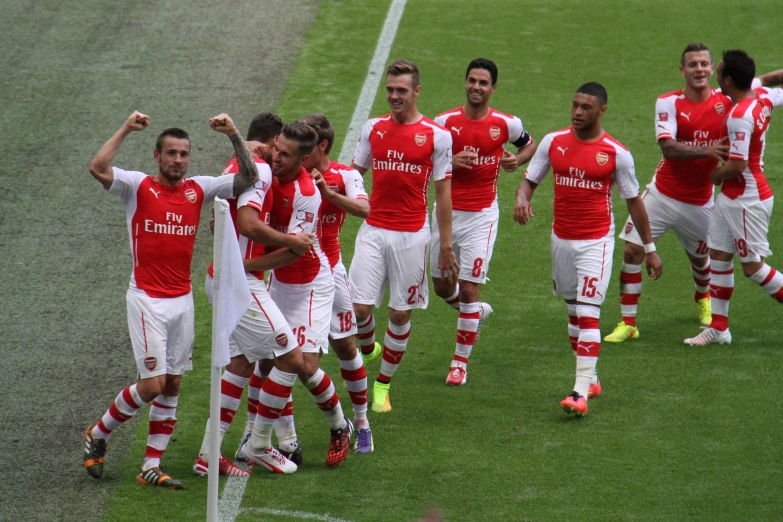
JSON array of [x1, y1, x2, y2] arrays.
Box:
[[337, 0, 408, 164]]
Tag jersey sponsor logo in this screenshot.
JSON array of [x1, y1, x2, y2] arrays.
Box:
[[184, 188, 197, 203], [625, 221, 633, 234], [144, 212, 197, 236], [451, 126, 462, 136], [680, 112, 691, 122], [414, 133, 427, 146], [372, 150, 424, 174], [557, 146, 568, 156], [149, 188, 160, 199], [596, 152, 609, 166], [714, 102, 725, 115], [658, 112, 668, 122], [554, 168, 605, 190], [144, 356, 157, 371], [295, 210, 315, 223], [321, 213, 338, 224], [276, 333, 288, 347], [376, 130, 387, 139], [489, 126, 501, 140]]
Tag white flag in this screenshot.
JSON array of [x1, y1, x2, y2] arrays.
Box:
[[212, 198, 251, 369]]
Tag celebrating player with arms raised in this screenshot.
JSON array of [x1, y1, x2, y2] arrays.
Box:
[[350, 59, 458, 413], [432, 58, 536, 385], [514, 83, 662, 417]]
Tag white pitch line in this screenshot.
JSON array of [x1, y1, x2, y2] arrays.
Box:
[[239, 507, 356, 522], [218, 476, 249, 522], [337, 0, 409, 164]]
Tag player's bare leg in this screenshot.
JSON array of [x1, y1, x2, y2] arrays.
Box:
[[330, 335, 372, 452], [561, 301, 601, 417], [241, 349, 302, 474], [354, 303, 382, 364], [194, 355, 252, 477], [299, 352, 352, 466]]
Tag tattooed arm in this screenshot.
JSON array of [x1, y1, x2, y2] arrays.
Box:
[[209, 113, 259, 196]]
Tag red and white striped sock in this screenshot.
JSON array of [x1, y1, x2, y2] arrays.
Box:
[[619, 262, 642, 327], [378, 321, 411, 384], [709, 259, 734, 331], [574, 305, 601, 398], [452, 302, 480, 369], [443, 286, 460, 310], [93, 384, 148, 440], [691, 258, 711, 301], [199, 371, 249, 461], [340, 353, 369, 430], [305, 369, 346, 430], [143, 394, 178, 469], [566, 303, 579, 354], [356, 314, 377, 355], [273, 395, 297, 449], [250, 367, 297, 451], [245, 363, 265, 434], [748, 264, 783, 303]]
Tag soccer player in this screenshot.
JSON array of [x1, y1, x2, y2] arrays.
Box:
[[432, 58, 536, 385], [300, 113, 375, 452], [83, 111, 260, 487], [241, 121, 354, 468], [349, 59, 458, 413], [684, 50, 783, 345], [194, 113, 315, 477], [514, 83, 663, 416], [606, 43, 783, 343]]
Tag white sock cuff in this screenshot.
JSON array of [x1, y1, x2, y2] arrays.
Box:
[[268, 367, 298, 388], [339, 353, 364, 371], [748, 263, 771, 284], [459, 301, 481, 314], [388, 321, 411, 336], [128, 384, 147, 408], [305, 368, 326, 390], [156, 395, 178, 408], [576, 304, 601, 319], [712, 259, 734, 272], [223, 371, 250, 388], [445, 288, 460, 302], [621, 262, 643, 273]]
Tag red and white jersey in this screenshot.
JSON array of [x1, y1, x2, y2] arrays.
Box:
[[525, 128, 639, 240], [653, 89, 732, 206], [435, 106, 532, 211], [207, 158, 273, 281], [722, 87, 783, 201], [109, 167, 235, 298], [262, 167, 329, 284], [352, 114, 452, 232], [319, 160, 368, 268]]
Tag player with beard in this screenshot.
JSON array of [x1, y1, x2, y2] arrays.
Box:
[[514, 84, 662, 416]]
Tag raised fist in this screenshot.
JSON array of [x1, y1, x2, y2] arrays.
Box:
[[209, 113, 238, 135], [124, 111, 149, 132]]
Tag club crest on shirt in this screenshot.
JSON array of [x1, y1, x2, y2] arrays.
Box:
[[414, 133, 427, 146], [184, 188, 197, 203], [489, 126, 501, 140], [596, 152, 609, 166], [144, 356, 157, 371], [658, 112, 668, 122], [625, 222, 633, 234], [276, 333, 288, 347], [714, 102, 725, 116], [281, 197, 290, 209]]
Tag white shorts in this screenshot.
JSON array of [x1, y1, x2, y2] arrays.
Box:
[[551, 228, 615, 305], [619, 184, 713, 257], [126, 288, 194, 379], [708, 194, 774, 263], [331, 260, 357, 340], [269, 272, 334, 354], [430, 203, 499, 283], [205, 275, 297, 362], [349, 221, 430, 310]]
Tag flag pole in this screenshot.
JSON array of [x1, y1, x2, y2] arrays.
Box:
[[207, 198, 228, 522]]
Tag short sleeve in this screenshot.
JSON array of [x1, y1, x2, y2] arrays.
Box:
[[352, 120, 374, 169], [289, 189, 321, 234], [108, 167, 147, 201], [507, 116, 533, 148], [193, 174, 235, 202], [341, 168, 368, 201], [761, 87, 783, 108], [727, 115, 754, 161], [431, 128, 453, 181], [655, 96, 678, 141], [613, 148, 640, 199], [524, 134, 554, 184]]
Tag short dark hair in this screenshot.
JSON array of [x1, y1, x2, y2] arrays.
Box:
[[299, 114, 335, 155], [387, 59, 420, 87], [681, 42, 711, 65], [466, 58, 498, 85], [156, 128, 190, 152], [721, 49, 756, 89], [247, 112, 283, 143], [576, 82, 608, 106], [280, 121, 318, 157]]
